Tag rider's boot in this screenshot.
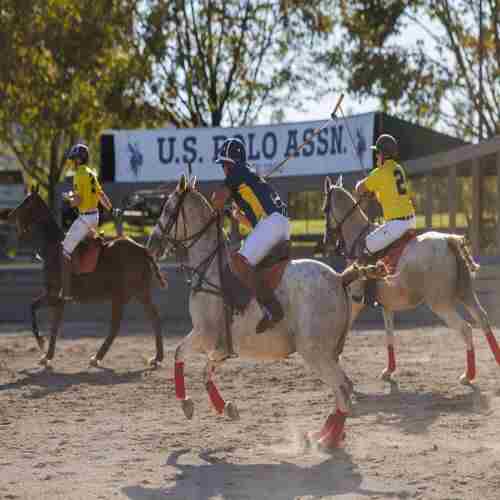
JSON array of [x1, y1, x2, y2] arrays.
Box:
[[59, 252, 74, 302], [256, 288, 284, 334], [232, 252, 280, 334]]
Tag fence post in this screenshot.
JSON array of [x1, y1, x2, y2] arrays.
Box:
[[448, 165, 457, 231]]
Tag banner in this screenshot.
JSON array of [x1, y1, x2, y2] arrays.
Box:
[[110, 112, 375, 182]]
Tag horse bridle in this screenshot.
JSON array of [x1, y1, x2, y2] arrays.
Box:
[[155, 189, 226, 296], [324, 188, 370, 259]]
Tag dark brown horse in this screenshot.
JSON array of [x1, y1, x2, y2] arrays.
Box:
[[8, 190, 166, 368]]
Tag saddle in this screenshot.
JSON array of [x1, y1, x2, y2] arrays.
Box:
[[72, 233, 104, 275], [369, 229, 417, 274], [221, 240, 291, 313]]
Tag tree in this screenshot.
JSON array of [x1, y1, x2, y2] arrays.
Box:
[[320, 0, 499, 141], [0, 0, 160, 209], [139, 0, 333, 128]]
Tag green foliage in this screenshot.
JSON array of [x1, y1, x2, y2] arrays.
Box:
[[321, 0, 499, 141], [0, 0, 161, 207], [139, 0, 333, 127]]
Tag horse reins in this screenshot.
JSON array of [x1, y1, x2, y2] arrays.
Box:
[[324, 188, 371, 260], [156, 189, 227, 296]]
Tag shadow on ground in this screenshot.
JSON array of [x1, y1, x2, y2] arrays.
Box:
[[351, 381, 488, 434], [122, 448, 414, 500], [0, 367, 149, 398]]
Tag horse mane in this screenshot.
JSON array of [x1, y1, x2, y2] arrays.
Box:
[[187, 187, 215, 214], [185, 187, 230, 242], [325, 184, 369, 222]]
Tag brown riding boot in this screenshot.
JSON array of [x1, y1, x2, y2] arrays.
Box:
[[231, 252, 282, 334], [230, 252, 257, 295], [59, 253, 73, 302]]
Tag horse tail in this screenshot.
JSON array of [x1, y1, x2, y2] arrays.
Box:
[[447, 235, 479, 300], [146, 252, 168, 289]]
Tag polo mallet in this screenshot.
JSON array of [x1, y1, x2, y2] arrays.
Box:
[[264, 94, 345, 179], [337, 99, 369, 177]]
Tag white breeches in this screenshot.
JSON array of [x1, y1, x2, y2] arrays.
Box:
[[365, 216, 416, 254], [62, 212, 99, 256], [239, 212, 290, 266]]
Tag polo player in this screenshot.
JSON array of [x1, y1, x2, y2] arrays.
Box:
[[60, 143, 113, 301], [211, 137, 290, 333], [353, 134, 416, 304]]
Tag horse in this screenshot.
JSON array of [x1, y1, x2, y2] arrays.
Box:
[[8, 189, 167, 368], [323, 175, 500, 384], [147, 174, 387, 449]]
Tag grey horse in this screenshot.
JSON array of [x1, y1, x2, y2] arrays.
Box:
[[148, 174, 384, 449], [323, 175, 500, 384]]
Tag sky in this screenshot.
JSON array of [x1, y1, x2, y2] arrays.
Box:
[[259, 9, 445, 128]]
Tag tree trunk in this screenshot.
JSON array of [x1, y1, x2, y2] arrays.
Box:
[[48, 134, 63, 212]]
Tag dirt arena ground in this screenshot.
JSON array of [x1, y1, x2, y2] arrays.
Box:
[[1, 320, 500, 500]]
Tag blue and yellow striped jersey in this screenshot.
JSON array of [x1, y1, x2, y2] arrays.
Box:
[[225, 165, 285, 227]]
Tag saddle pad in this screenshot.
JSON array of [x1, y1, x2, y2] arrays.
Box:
[[257, 240, 291, 270], [73, 237, 103, 275], [382, 230, 417, 273], [258, 259, 289, 292]]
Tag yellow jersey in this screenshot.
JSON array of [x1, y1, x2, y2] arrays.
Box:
[[73, 165, 103, 213], [364, 159, 415, 220]]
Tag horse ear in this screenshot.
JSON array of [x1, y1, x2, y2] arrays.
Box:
[[188, 175, 198, 191], [178, 174, 187, 193], [335, 175, 343, 187], [34, 184, 40, 194], [324, 176, 332, 194]]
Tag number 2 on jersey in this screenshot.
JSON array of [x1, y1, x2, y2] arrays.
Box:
[[393, 169, 407, 195]]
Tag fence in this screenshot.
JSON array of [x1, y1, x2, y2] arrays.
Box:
[[2, 259, 499, 330]]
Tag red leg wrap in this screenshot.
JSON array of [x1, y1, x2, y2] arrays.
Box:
[[466, 349, 476, 381], [485, 328, 500, 365], [318, 410, 347, 449], [206, 380, 225, 414], [318, 413, 337, 438], [175, 361, 186, 400], [387, 345, 396, 373]]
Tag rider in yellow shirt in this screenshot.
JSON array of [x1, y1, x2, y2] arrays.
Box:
[[60, 143, 113, 301], [353, 134, 416, 304], [356, 134, 416, 255]]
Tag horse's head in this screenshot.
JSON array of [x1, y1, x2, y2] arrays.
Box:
[[8, 187, 49, 240], [148, 174, 215, 260], [323, 176, 366, 257]]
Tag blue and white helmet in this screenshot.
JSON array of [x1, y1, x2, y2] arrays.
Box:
[[215, 138, 246, 166], [67, 143, 89, 164]]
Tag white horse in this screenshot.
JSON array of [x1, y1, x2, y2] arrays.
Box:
[[323, 175, 500, 384], [148, 174, 384, 449]]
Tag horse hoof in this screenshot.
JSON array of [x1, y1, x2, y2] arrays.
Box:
[[89, 356, 100, 368], [303, 431, 320, 450], [318, 432, 346, 451], [381, 369, 394, 381], [39, 356, 50, 367], [460, 373, 474, 385], [224, 401, 240, 421], [148, 357, 160, 369], [181, 398, 194, 420]]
